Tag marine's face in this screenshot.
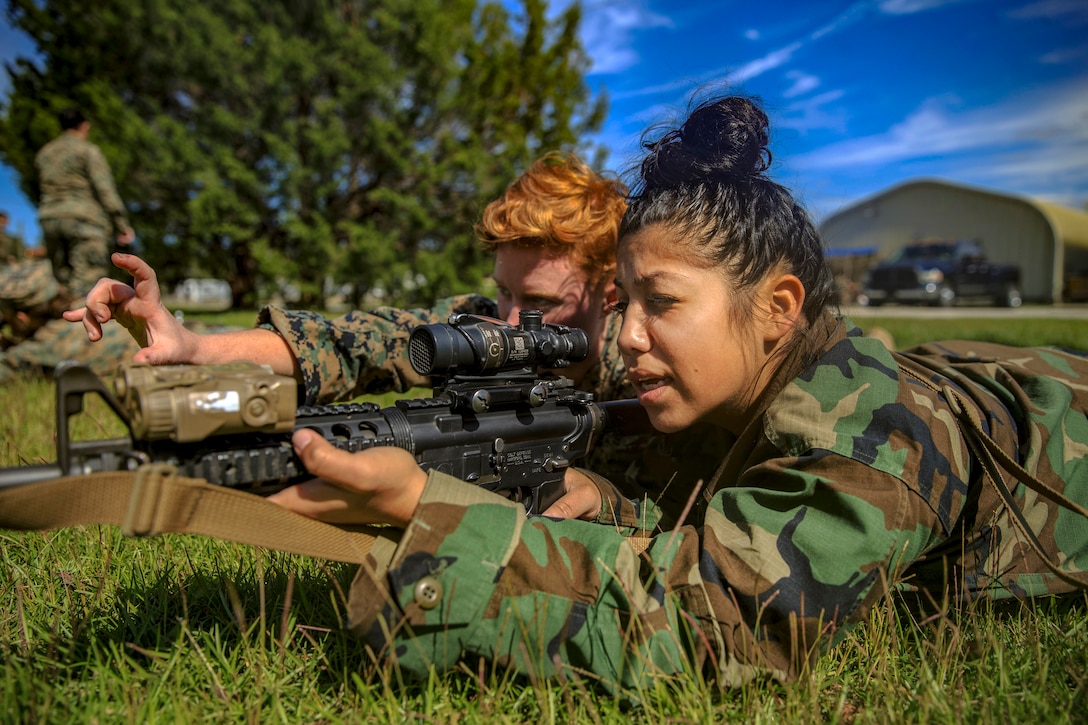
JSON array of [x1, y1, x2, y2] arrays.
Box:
[[615, 224, 775, 435], [492, 244, 613, 386]]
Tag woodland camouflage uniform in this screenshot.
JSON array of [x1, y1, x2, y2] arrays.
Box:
[[35, 133, 130, 295], [336, 314, 1088, 691]]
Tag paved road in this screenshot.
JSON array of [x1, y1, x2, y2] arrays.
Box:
[[842, 304, 1088, 320]]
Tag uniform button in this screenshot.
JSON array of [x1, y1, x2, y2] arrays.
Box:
[[413, 576, 443, 609]]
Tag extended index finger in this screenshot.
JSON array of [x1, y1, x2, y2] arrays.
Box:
[[109, 252, 163, 303]]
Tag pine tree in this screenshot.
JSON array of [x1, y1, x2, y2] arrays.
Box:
[[0, 0, 606, 307]]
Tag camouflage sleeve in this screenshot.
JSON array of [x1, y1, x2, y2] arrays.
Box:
[[255, 295, 499, 405], [0, 319, 140, 384], [85, 144, 128, 233], [347, 449, 942, 690]]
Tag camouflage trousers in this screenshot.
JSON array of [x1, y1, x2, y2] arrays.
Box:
[[39, 217, 111, 297]]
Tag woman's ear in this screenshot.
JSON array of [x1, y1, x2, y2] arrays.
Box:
[[764, 273, 805, 343]]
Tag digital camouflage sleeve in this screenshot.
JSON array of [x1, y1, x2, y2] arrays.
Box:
[[255, 295, 500, 406], [345, 316, 1088, 691]]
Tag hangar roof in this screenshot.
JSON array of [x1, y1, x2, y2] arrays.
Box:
[[822, 177, 1088, 249], [1033, 199, 1088, 250]]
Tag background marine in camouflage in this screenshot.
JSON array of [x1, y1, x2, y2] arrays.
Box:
[[0, 259, 140, 384], [35, 107, 135, 296]]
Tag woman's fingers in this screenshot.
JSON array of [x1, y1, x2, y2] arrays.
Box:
[[540, 469, 602, 520], [265, 479, 361, 524], [267, 430, 427, 527], [292, 428, 375, 488]]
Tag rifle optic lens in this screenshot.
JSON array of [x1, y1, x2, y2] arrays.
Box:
[[408, 313, 589, 377]]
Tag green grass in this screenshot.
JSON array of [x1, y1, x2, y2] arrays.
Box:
[[854, 315, 1088, 351], [2, 315, 1087, 722]]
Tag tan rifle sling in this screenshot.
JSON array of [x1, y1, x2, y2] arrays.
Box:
[[0, 465, 655, 558], [0, 463, 384, 564]]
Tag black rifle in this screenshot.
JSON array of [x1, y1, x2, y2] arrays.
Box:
[[0, 311, 648, 515]]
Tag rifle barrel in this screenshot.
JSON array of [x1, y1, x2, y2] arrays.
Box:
[[0, 463, 64, 489]]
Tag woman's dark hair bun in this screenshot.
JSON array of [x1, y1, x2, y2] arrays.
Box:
[[639, 95, 772, 191]]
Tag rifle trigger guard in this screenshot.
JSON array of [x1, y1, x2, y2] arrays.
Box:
[[122, 463, 180, 538]]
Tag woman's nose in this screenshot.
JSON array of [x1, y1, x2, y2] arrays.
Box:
[[617, 307, 649, 355]]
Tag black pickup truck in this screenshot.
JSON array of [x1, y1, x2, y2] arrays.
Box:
[[859, 240, 1022, 308]]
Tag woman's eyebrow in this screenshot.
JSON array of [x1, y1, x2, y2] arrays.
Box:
[[620, 270, 682, 289]]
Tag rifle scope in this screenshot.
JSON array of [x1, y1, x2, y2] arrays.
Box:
[[408, 310, 589, 377]]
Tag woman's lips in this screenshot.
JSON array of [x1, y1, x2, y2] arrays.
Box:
[[628, 370, 670, 402]]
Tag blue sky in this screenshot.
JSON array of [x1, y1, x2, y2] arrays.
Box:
[[575, 0, 1088, 221], [2, 0, 1086, 246]]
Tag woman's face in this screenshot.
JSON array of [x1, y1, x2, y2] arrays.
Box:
[[615, 224, 788, 435]]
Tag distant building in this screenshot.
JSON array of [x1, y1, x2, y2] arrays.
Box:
[[819, 178, 1088, 303], [173, 278, 232, 306]]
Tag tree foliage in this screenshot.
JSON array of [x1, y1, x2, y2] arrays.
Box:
[[0, 0, 607, 306]]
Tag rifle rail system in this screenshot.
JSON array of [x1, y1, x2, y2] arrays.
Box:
[[0, 312, 648, 515]]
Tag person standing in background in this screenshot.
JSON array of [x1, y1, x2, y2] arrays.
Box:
[[0, 211, 23, 265], [35, 107, 135, 296]]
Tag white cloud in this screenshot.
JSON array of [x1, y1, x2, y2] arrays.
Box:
[[611, 77, 710, 102], [878, 0, 975, 14], [576, 1, 673, 75], [958, 141, 1088, 189], [606, 40, 804, 104], [782, 70, 820, 98], [790, 77, 1088, 194], [601, 4, 869, 111], [1008, 0, 1088, 22], [810, 1, 872, 40], [585, 1, 860, 91], [728, 42, 803, 84], [779, 89, 849, 133], [1039, 46, 1088, 64]]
